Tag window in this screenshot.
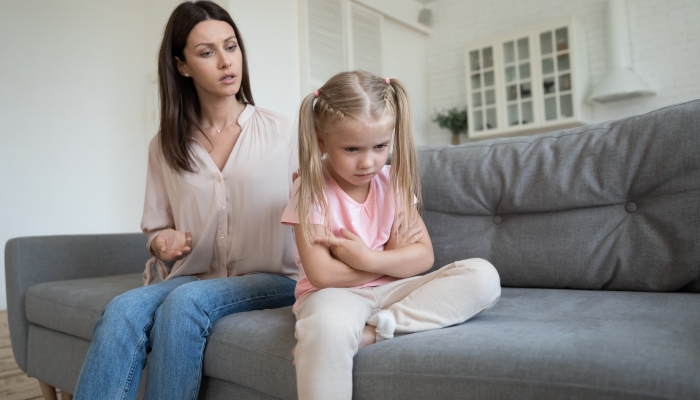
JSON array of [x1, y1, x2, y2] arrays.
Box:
[[468, 46, 498, 132], [540, 27, 573, 120], [465, 17, 590, 138], [503, 37, 533, 127]]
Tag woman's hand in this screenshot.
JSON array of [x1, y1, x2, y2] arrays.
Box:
[[151, 229, 192, 261], [313, 228, 373, 272], [384, 216, 423, 251]]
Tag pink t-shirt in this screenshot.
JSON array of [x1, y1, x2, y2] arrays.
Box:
[[281, 165, 400, 300]]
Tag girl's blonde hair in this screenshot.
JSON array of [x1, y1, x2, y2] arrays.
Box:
[[297, 70, 422, 247]]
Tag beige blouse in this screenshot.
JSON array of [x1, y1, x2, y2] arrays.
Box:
[[141, 105, 299, 285]]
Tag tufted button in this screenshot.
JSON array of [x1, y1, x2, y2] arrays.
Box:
[[625, 201, 637, 213], [493, 215, 503, 225]]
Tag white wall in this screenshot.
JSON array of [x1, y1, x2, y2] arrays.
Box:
[[227, 0, 303, 119], [0, 0, 179, 310], [383, 18, 430, 145], [358, 0, 423, 24], [426, 0, 700, 144], [144, 0, 185, 145]]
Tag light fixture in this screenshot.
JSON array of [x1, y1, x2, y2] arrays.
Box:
[[416, 0, 433, 27], [588, 0, 654, 103]]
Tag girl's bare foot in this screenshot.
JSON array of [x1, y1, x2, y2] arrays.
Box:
[[358, 324, 376, 349], [291, 325, 377, 366]]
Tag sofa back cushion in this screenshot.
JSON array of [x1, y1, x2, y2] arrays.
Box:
[[419, 100, 700, 292]]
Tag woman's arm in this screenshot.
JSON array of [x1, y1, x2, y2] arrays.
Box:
[[315, 212, 434, 279], [150, 229, 192, 261], [295, 224, 384, 289], [142, 139, 192, 261]]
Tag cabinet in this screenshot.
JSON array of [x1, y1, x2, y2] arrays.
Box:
[[465, 17, 590, 139]]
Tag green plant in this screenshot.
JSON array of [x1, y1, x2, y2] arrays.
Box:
[[432, 107, 468, 136]]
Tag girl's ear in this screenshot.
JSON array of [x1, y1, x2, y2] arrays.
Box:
[[175, 57, 188, 77]]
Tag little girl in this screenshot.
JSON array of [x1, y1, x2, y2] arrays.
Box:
[[281, 70, 501, 400]]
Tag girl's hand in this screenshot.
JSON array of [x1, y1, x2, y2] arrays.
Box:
[[151, 229, 192, 261], [384, 216, 423, 251], [313, 228, 373, 272]]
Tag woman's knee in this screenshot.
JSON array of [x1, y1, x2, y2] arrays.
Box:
[[159, 281, 209, 315], [104, 289, 148, 319], [98, 291, 157, 334]]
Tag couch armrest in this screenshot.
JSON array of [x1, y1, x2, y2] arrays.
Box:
[[4, 233, 149, 372]]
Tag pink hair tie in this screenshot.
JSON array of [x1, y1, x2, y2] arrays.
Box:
[[385, 78, 390, 84], [313, 90, 319, 98]]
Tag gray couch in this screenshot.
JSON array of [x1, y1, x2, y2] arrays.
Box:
[[6, 100, 700, 399]]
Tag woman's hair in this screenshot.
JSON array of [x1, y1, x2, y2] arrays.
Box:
[[157, 1, 254, 173], [297, 70, 421, 247]]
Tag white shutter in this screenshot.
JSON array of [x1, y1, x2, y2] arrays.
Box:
[[307, 0, 346, 85], [350, 3, 382, 76]]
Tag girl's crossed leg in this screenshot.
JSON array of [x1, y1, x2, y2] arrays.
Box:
[[371, 257, 501, 336], [294, 288, 375, 399], [293, 258, 501, 400]]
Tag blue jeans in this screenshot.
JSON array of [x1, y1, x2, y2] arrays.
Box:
[[73, 273, 296, 400]]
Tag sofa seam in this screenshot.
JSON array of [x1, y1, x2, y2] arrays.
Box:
[[25, 294, 106, 315], [423, 188, 700, 218], [424, 200, 624, 218]]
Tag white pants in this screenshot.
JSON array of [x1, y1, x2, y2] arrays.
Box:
[[293, 258, 501, 400]]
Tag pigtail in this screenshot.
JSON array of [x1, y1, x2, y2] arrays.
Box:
[[297, 93, 331, 247], [388, 79, 422, 243]]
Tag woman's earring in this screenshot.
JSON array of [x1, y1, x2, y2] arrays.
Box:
[[185, 73, 189, 77]]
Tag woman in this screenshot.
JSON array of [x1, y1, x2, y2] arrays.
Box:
[[73, 2, 298, 399]]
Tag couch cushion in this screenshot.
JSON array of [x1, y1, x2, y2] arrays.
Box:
[[418, 100, 700, 292], [205, 288, 700, 400], [25, 273, 143, 340], [203, 306, 298, 400]]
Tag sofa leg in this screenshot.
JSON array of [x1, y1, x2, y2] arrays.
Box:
[[38, 381, 58, 400], [61, 392, 73, 400]]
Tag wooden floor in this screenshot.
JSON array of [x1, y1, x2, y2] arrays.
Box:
[[0, 310, 50, 400]]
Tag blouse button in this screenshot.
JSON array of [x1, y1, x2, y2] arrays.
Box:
[[220, 234, 225, 239], [220, 204, 226, 210], [215, 175, 221, 182]]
